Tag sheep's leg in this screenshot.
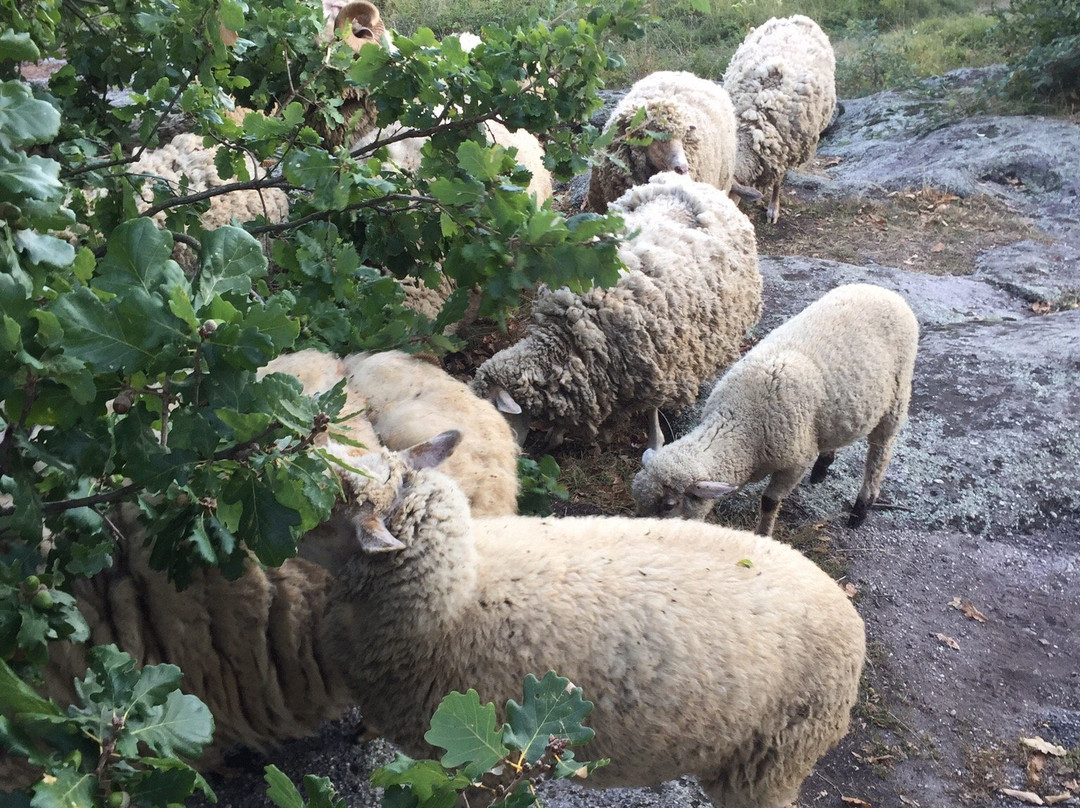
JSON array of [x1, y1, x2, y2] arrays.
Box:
[[809, 451, 835, 484], [767, 182, 782, 224], [756, 467, 806, 536], [850, 414, 904, 527]]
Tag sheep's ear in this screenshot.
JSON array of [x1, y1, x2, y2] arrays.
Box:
[[686, 481, 738, 499], [401, 430, 462, 470], [493, 387, 522, 415], [358, 515, 405, 554], [646, 408, 665, 452]]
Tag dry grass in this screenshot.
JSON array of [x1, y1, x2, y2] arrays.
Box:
[[752, 180, 1048, 275]]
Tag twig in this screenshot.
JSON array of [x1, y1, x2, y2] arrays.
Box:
[[247, 193, 435, 235]]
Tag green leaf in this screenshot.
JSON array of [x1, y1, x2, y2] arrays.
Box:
[[50, 286, 158, 373], [194, 226, 267, 309], [264, 765, 305, 808], [423, 689, 509, 774], [456, 139, 502, 182], [130, 689, 215, 759], [0, 657, 64, 716], [428, 178, 482, 206], [13, 230, 75, 269], [503, 672, 595, 763], [0, 152, 64, 203], [0, 82, 61, 149], [0, 30, 41, 62], [371, 755, 469, 808], [30, 768, 96, 808], [224, 472, 302, 566], [94, 218, 184, 298]]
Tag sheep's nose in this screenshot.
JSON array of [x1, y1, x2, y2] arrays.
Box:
[[674, 164, 689, 175]]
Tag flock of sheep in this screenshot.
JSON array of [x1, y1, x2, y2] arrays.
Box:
[[25, 8, 931, 808]]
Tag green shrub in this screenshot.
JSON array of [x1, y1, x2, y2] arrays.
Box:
[[999, 0, 1080, 102], [517, 455, 569, 516]]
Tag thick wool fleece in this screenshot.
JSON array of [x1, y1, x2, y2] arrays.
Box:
[[44, 504, 352, 758], [128, 133, 289, 268], [633, 283, 918, 535], [585, 70, 738, 212], [321, 446, 866, 808], [342, 350, 519, 516], [723, 15, 836, 217], [472, 172, 762, 442]]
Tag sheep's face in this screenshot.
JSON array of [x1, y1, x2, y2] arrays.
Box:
[[632, 449, 738, 520], [645, 136, 689, 175]]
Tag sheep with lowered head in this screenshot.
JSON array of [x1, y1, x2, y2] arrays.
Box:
[[584, 70, 758, 213], [319, 430, 866, 808], [633, 283, 918, 536], [471, 171, 762, 446], [722, 15, 837, 223]]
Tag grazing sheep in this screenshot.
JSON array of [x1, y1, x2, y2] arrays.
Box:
[[341, 350, 519, 516], [128, 133, 289, 269], [584, 70, 749, 213], [261, 349, 519, 517], [320, 432, 866, 808], [722, 15, 837, 223], [633, 283, 918, 536], [43, 503, 354, 757], [471, 171, 762, 446]]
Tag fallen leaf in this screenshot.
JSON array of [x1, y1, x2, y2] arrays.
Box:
[[1027, 752, 1045, 788], [1064, 779, 1079, 791], [843, 582, 859, 598], [842, 798, 873, 807], [935, 632, 960, 650], [931, 241, 945, 252], [1022, 737, 1068, 756], [736, 558, 754, 568], [949, 597, 989, 623], [1032, 301, 1053, 314], [1000, 788, 1045, 805], [1045, 794, 1073, 806], [899, 798, 921, 807]]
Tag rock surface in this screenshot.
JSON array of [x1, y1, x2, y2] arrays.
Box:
[[197, 71, 1080, 808]]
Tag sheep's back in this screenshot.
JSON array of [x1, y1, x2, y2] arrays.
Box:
[[45, 505, 352, 755], [351, 514, 864, 790], [724, 15, 836, 185]]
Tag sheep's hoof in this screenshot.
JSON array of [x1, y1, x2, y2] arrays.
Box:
[[848, 497, 872, 528], [810, 452, 835, 484]]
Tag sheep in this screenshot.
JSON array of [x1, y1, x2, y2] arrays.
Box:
[[319, 430, 866, 808], [722, 15, 837, 224], [632, 283, 918, 536], [471, 171, 762, 446], [261, 349, 519, 517], [584, 70, 756, 213], [42, 502, 355, 758], [341, 350, 519, 516], [127, 132, 289, 269]]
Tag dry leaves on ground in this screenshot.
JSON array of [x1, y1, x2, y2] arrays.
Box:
[[843, 582, 859, 598], [1022, 737, 1069, 756], [841, 797, 873, 807], [935, 632, 961, 650], [1000, 787, 1045, 805], [1044, 794, 1073, 806], [949, 596, 988, 623]]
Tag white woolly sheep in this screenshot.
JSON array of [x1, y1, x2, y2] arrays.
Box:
[[722, 15, 837, 223], [471, 171, 762, 446], [584, 70, 752, 213], [128, 132, 289, 269], [43, 502, 354, 758], [341, 350, 519, 516], [633, 283, 918, 536], [319, 431, 866, 808], [261, 349, 519, 517]]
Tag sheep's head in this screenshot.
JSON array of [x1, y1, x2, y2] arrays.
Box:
[[334, 1, 386, 53], [632, 446, 737, 521], [303, 431, 462, 566], [612, 100, 695, 178]]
